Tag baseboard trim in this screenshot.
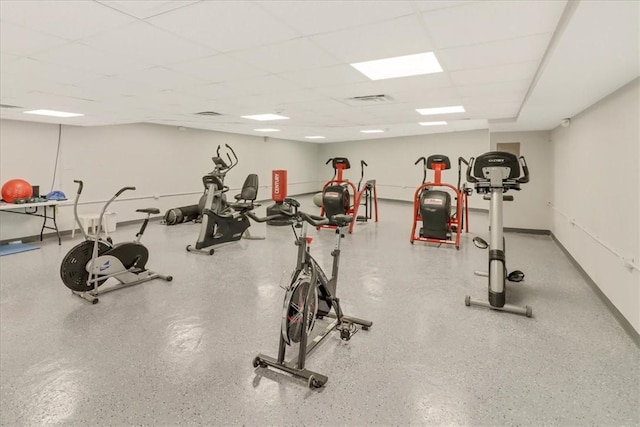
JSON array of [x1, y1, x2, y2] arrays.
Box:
[[551, 233, 640, 348], [504, 227, 551, 235]]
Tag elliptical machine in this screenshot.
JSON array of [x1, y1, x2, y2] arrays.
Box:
[[410, 155, 470, 249], [319, 157, 379, 233], [247, 198, 372, 389], [60, 180, 173, 304], [464, 151, 532, 317], [186, 144, 262, 255]]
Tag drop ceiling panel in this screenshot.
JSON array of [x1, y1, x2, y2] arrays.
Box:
[[2, 57, 104, 87], [414, 1, 478, 12], [230, 39, 341, 74], [166, 54, 268, 83], [457, 80, 529, 98], [80, 22, 216, 66], [450, 61, 538, 86], [259, 1, 415, 36], [0, 1, 136, 40], [98, 0, 200, 19], [116, 67, 206, 90], [31, 42, 153, 76], [0, 22, 68, 56], [423, 0, 567, 49], [437, 33, 551, 71], [278, 65, 369, 89], [146, 1, 300, 52], [310, 15, 434, 63]]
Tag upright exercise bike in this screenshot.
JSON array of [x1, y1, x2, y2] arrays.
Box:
[[186, 144, 262, 255], [464, 151, 532, 317], [247, 199, 372, 388], [60, 180, 173, 304]]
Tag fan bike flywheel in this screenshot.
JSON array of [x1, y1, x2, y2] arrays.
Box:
[[281, 278, 318, 345], [60, 241, 110, 292]]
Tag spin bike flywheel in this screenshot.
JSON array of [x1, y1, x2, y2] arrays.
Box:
[[281, 277, 318, 345], [60, 240, 110, 292]]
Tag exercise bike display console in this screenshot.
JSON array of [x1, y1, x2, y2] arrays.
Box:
[[464, 151, 532, 317], [247, 198, 372, 389], [60, 180, 173, 304]]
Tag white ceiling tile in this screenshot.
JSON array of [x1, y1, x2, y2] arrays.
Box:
[[278, 65, 369, 89], [116, 67, 206, 90], [437, 33, 552, 71], [0, 22, 68, 56], [31, 42, 153, 76], [81, 22, 216, 66], [423, 1, 566, 49], [457, 80, 529, 98], [259, 1, 415, 36], [230, 38, 341, 74], [450, 61, 538, 86], [98, 1, 200, 19], [146, 1, 300, 52], [1, 57, 104, 87], [310, 15, 434, 63], [414, 1, 478, 12], [0, 0, 136, 40], [166, 55, 268, 83]]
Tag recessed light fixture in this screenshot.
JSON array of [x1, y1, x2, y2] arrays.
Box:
[[419, 121, 448, 126], [350, 52, 443, 81], [242, 113, 289, 121], [305, 136, 325, 139], [416, 106, 465, 115], [254, 128, 280, 132], [360, 129, 385, 134], [24, 109, 84, 118]]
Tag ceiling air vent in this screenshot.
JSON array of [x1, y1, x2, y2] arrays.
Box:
[[0, 104, 23, 109], [344, 94, 394, 106], [195, 111, 222, 116]]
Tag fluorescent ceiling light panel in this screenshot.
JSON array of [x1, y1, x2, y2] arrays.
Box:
[[360, 129, 384, 134], [416, 106, 465, 115], [254, 128, 280, 132], [350, 52, 443, 81], [419, 121, 447, 126], [305, 136, 325, 139], [242, 113, 289, 121], [24, 109, 84, 118]]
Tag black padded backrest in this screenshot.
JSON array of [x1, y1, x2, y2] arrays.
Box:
[[239, 174, 259, 201], [426, 154, 451, 170], [472, 151, 520, 180], [332, 157, 351, 169]]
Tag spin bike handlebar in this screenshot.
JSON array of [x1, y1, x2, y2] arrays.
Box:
[[415, 157, 427, 184]]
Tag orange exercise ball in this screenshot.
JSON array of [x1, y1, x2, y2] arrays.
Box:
[[1, 179, 33, 203]]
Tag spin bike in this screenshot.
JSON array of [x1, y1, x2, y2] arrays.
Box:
[[186, 144, 262, 255], [464, 151, 532, 317], [319, 157, 379, 233], [247, 198, 372, 389], [60, 180, 173, 304]]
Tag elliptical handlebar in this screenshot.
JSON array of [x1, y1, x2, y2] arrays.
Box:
[[115, 186, 136, 197], [457, 157, 470, 190], [415, 157, 427, 184], [518, 156, 530, 184], [74, 180, 84, 194], [357, 160, 368, 191]]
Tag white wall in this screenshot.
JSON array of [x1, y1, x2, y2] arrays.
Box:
[[0, 120, 322, 241], [317, 129, 490, 209], [550, 78, 639, 334], [489, 131, 552, 230]]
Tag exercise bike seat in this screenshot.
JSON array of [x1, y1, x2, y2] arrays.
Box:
[[136, 208, 160, 215], [331, 214, 353, 227]]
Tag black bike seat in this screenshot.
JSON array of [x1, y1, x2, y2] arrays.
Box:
[[331, 214, 353, 226], [136, 208, 160, 214]]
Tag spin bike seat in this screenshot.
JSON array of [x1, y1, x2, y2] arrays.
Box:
[[136, 208, 160, 214], [331, 214, 353, 227]]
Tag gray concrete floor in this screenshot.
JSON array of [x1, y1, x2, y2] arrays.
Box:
[[1, 197, 638, 426]]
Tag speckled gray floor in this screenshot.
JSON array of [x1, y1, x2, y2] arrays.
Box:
[[1, 197, 638, 426]]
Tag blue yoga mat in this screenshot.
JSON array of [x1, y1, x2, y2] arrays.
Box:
[[0, 243, 39, 256]]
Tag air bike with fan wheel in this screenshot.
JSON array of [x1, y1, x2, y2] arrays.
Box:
[[246, 198, 372, 389], [464, 151, 531, 317], [59, 180, 173, 304], [319, 157, 379, 234]]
